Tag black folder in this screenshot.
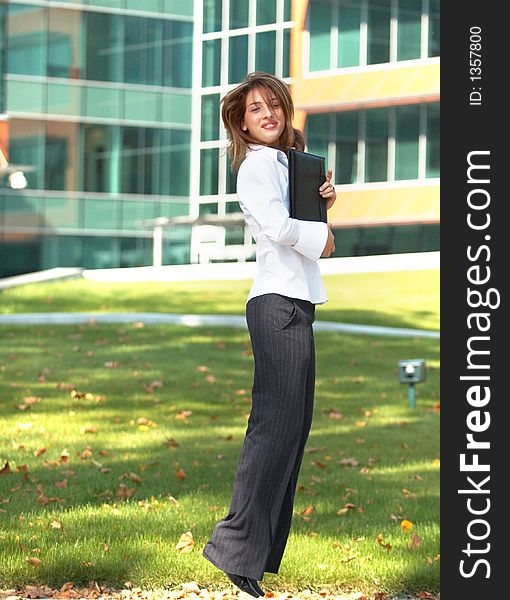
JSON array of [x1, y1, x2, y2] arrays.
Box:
[[288, 148, 327, 223]]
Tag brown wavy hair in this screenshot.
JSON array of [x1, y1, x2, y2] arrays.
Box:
[[221, 72, 305, 172]]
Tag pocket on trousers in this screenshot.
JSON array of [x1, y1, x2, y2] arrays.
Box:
[[274, 300, 297, 330]]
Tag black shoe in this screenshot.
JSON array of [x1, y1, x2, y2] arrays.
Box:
[[248, 578, 265, 596], [224, 571, 261, 597]]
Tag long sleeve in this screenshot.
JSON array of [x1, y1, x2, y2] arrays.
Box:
[[237, 152, 328, 262]]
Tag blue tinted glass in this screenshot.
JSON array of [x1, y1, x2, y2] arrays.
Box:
[[367, 0, 391, 64], [7, 4, 48, 76], [229, 36, 248, 84], [256, 31, 276, 74], [86, 12, 123, 83], [202, 39, 221, 87]]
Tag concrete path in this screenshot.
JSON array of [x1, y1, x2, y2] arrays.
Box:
[[0, 252, 439, 289], [0, 312, 439, 339]]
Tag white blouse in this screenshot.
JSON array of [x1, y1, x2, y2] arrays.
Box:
[[236, 144, 329, 306]]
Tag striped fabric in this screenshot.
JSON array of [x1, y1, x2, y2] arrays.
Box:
[[203, 293, 316, 580]]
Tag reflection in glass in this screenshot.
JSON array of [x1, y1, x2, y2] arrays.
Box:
[[257, 0, 277, 25], [365, 108, 389, 182], [86, 12, 123, 83], [395, 105, 419, 180], [426, 103, 440, 177], [282, 29, 291, 78], [336, 111, 359, 184], [201, 94, 220, 142], [338, 1, 360, 67], [83, 124, 119, 193], [8, 120, 46, 190], [309, 0, 331, 71], [162, 20, 193, 88], [48, 8, 83, 78], [45, 121, 79, 190], [428, 0, 440, 57], [6, 4, 47, 76], [202, 39, 221, 87], [255, 31, 276, 74], [229, 36, 248, 84], [203, 0, 222, 33], [230, 1, 248, 29], [397, 0, 422, 61], [367, 0, 391, 64], [200, 148, 219, 195]]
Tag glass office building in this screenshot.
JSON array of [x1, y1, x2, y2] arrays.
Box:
[[0, 0, 439, 277]]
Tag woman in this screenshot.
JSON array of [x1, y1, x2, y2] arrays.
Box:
[[202, 72, 336, 597]]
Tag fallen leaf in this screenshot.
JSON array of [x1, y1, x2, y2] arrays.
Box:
[[376, 533, 392, 550], [34, 447, 47, 457], [175, 468, 187, 481], [339, 458, 359, 467], [175, 531, 195, 553], [27, 557, 42, 566], [409, 532, 422, 549], [0, 461, 12, 476], [400, 519, 413, 532]]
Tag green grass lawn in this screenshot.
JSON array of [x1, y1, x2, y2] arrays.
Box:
[[0, 269, 439, 331], [0, 272, 439, 595]]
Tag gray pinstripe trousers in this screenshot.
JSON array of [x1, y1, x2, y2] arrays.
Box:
[[202, 293, 316, 581]]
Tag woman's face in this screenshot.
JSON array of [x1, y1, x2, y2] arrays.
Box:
[[241, 87, 285, 146]]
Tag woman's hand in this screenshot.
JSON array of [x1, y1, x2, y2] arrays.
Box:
[[319, 169, 337, 210], [321, 223, 335, 258]]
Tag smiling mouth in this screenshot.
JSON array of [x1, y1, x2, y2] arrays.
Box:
[[262, 122, 278, 130]]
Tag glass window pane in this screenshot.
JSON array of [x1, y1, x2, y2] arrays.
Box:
[[395, 105, 420, 180], [284, 0, 291, 21], [83, 198, 118, 230], [230, 1, 249, 29], [45, 197, 82, 229], [167, 129, 191, 196], [338, 1, 360, 67], [202, 39, 221, 87], [201, 94, 220, 142], [203, 0, 222, 33], [45, 121, 79, 191], [255, 31, 276, 74], [200, 148, 219, 195], [397, 0, 422, 61], [82, 236, 120, 269], [428, 0, 440, 57], [7, 4, 47, 76], [365, 107, 389, 182], [162, 20, 193, 88], [306, 113, 330, 162], [83, 124, 120, 193], [282, 28, 291, 77], [226, 164, 237, 194], [84, 86, 122, 120], [8, 120, 46, 190], [121, 127, 144, 194], [309, 0, 331, 71], [86, 12, 123, 83], [367, 0, 391, 64], [257, 0, 277, 25], [125, 89, 160, 122], [48, 8, 83, 78], [229, 35, 248, 84], [163, 0, 194, 17], [335, 111, 359, 184], [47, 82, 82, 116], [124, 16, 148, 85], [152, 129, 191, 197], [426, 102, 440, 177], [126, 0, 160, 11], [161, 93, 192, 124], [6, 80, 45, 113]]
